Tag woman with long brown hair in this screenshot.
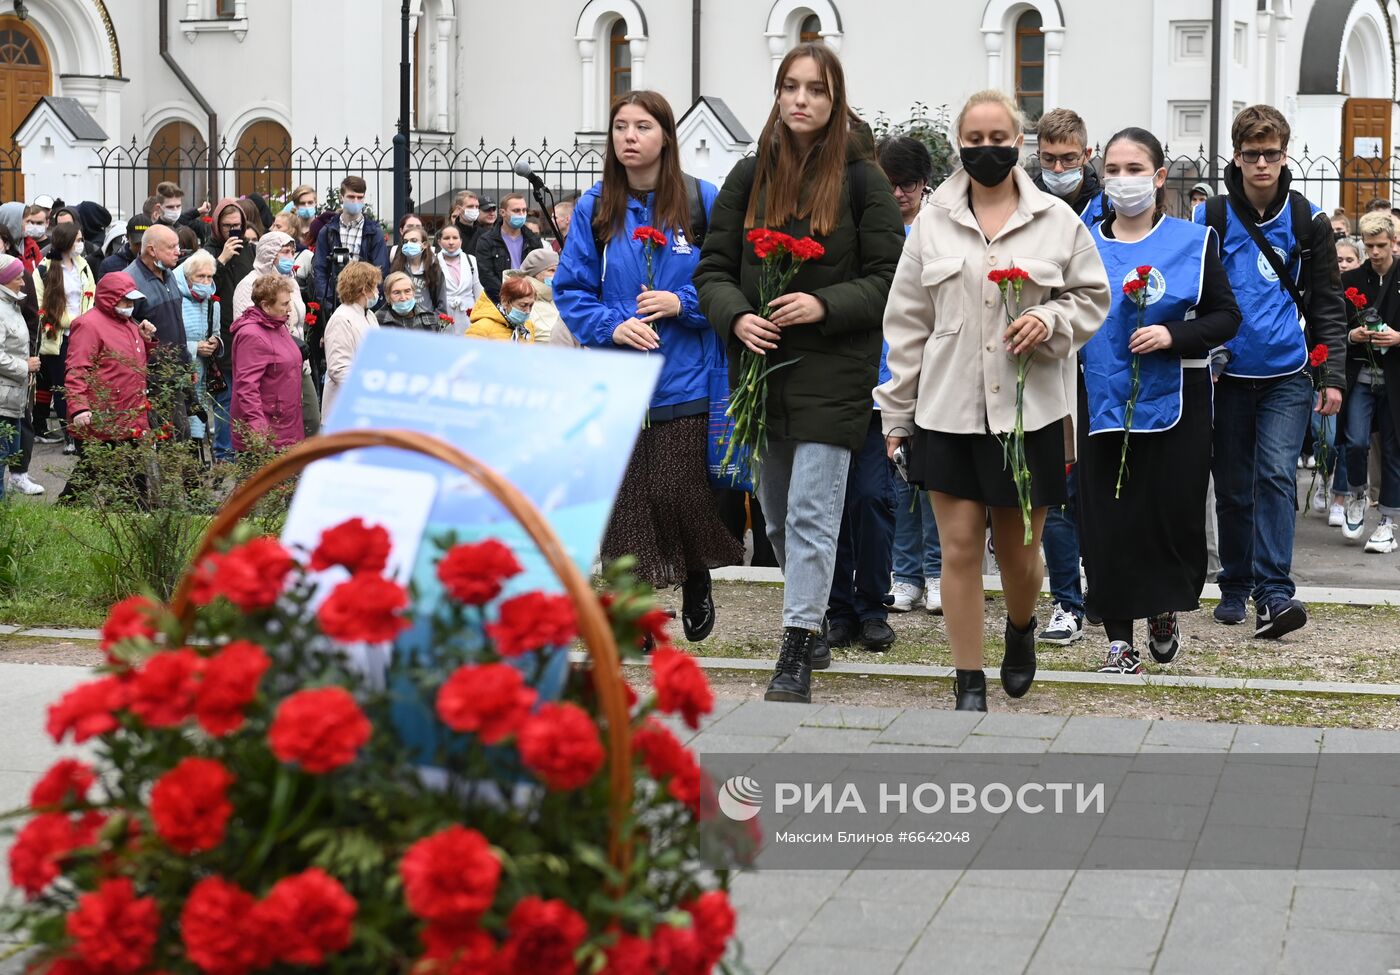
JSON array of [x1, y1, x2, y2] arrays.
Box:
[[695, 43, 905, 703], [555, 89, 742, 647], [32, 221, 94, 449]]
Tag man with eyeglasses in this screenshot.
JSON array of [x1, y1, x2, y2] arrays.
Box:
[[1027, 108, 1102, 649], [1195, 104, 1347, 639]]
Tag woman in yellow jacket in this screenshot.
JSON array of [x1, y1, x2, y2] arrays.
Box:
[[33, 222, 95, 446], [466, 275, 536, 342]]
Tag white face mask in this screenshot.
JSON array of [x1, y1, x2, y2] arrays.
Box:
[[23, 225, 44, 239], [1041, 167, 1083, 198], [1103, 175, 1159, 218], [460, 207, 480, 224]]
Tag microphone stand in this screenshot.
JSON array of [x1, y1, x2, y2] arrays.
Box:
[[529, 181, 564, 244]]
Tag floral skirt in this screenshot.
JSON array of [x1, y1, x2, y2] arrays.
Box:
[[601, 414, 744, 589]]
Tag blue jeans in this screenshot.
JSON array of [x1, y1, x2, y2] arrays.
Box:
[[1043, 465, 1084, 618], [211, 382, 234, 462], [1212, 371, 1315, 604], [1344, 380, 1400, 516], [757, 438, 852, 632], [829, 413, 896, 625], [892, 480, 941, 585], [1314, 411, 1350, 495]]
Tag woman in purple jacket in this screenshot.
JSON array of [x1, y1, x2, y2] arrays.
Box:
[[229, 275, 304, 452]]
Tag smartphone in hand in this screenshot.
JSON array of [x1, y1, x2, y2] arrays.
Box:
[[892, 444, 910, 483]]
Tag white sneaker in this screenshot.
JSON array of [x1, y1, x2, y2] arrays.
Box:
[[1365, 518, 1398, 554], [889, 581, 922, 613], [1310, 480, 1328, 513], [1037, 602, 1084, 645], [924, 578, 942, 615], [1296, 456, 1305, 469], [8, 472, 43, 496], [1329, 503, 1345, 528], [1305, 455, 1317, 470], [1343, 494, 1370, 541]]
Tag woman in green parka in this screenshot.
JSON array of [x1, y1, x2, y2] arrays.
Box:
[[695, 42, 904, 705]]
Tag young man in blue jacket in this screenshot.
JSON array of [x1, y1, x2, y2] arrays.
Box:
[[1196, 105, 1347, 639], [312, 176, 390, 306]]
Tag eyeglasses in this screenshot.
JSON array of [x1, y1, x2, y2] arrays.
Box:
[[1038, 152, 1084, 169], [1239, 149, 1285, 164], [892, 179, 925, 196]]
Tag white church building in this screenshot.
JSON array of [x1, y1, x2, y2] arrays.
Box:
[[2, 0, 1398, 216]]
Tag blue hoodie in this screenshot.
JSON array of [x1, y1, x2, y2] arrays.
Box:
[[554, 179, 721, 414]]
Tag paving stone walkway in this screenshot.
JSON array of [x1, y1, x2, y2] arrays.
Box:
[[3, 665, 1399, 974]]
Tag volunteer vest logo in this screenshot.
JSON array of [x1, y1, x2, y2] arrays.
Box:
[[1121, 266, 1167, 306], [1257, 245, 1289, 283], [672, 229, 693, 256]]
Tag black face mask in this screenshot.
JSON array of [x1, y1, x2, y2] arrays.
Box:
[[960, 145, 1020, 187]]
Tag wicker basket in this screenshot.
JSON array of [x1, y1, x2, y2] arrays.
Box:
[[168, 429, 634, 874]]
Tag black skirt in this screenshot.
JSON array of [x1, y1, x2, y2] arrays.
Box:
[[909, 421, 1068, 509], [600, 414, 744, 589], [1078, 368, 1212, 620]]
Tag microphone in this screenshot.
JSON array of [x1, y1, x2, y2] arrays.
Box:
[[513, 160, 546, 190]]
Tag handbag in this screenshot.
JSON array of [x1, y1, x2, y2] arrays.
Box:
[[706, 361, 753, 493], [202, 299, 228, 394]]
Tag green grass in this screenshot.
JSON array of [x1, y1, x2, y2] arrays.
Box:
[[0, 503, 131, 628]]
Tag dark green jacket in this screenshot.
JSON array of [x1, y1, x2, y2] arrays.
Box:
[[694, 125, 905, 453]]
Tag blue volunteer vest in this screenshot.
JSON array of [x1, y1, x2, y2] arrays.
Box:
[[1083, 217, 1209, 434], [1193, 197, 1315, 378], [1078, 190, 1107, 229]]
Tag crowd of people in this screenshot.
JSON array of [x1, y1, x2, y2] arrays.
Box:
[[5, 43, 1389, 714]]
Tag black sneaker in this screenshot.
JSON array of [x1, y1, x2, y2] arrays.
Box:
[[1085, 611, 1103, 627], [1147, 612, 1180, 664], [857, 618, 896, 653], [680, 570, 715, 642], [765, 627, 815, 703], [34, 431, 62, 445], [824, 617, 858, 649], [1097, 641, 1143, 674], [1255, 598, 1307, 640], [1213, 594, 1247, 625]]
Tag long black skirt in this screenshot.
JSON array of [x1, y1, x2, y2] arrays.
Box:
[[1078, 368, 1212, 620], [601, 414, 744, 589]]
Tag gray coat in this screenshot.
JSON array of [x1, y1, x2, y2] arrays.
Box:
[[0, 296, 30, 419]]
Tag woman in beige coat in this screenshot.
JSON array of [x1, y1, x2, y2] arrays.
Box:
[[320, 261, 382, 419], [876, 90, 1110, 711]]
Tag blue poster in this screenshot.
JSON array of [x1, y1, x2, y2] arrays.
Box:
[[286, 331, 660, 757]]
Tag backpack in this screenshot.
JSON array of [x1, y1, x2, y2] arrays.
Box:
[[592, 173, 709, 256], [1203, 192, 1315, 311]]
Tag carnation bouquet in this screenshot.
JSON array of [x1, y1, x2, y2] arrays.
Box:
[[1116, 265, 1153, 499], [1, 516, 742, 974], [988, 266, 1035, 544], [720, 230, 824, 487]]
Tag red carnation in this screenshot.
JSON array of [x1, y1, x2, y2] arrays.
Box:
[[400, 825, 502, 924], [181, 876, 270, 975], [517, 702, 605, 791], [685, 890, 736, 966], [418, 924, 497, 971], [485, 591, 577, 656], [257, 868, 357, 965], [317, 572, 412, 643], [188, 554, 221, 607], [633, 607, 673, 649], [496, 896, 587, 975], [150, 757, 234, 854], [790, 236, 826, 261], [632, 226, 667, 247], [308, 301, 321, 311], [633, 718, 702, 812], [602, 932, 654, 975], [66, 878, 160, 975], [213, 537, 295, 611], [99, 595, 158, 663], [988, 268, 1007, 284], [310, 517, 391, 575], [268, 687, 372, 773], [1136, 264, 1154, 278], [1309, 343, 1329, 368], [1005, 267, 1031, 282], [195, 640, 271, 736], [651, 646, 714, 729], [436, 663, 537, 743], [435, 538, 523, 605], [651, 923, 705, 975], [129, 648, 204, 728], [9, 813, 85, 896], [46, 676, 128, 743], [1123, 278, 1147, 296], [1347, 287, 1368, 309], [31, 759, 96, 810]]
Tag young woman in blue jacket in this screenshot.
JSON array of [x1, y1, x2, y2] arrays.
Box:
[[554, 90, 742, 643]]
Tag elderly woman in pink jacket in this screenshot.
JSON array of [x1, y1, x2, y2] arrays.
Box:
[[230, 274, 304, 452]]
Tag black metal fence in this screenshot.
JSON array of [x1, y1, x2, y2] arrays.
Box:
[[86, 135, 608, 225]]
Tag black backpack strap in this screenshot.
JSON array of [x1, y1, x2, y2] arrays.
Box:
[[1289, 190, 1314, 305], [683, 173, 708, 246], [847, 159, 867, 228], [1222, 194, 1307, 312], [1204, 196, 1228, 255]]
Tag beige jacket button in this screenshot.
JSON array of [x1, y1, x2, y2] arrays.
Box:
[[990, 383, 1001, 393], [986, 344, 995, 352], [987, 255, 997, 265]]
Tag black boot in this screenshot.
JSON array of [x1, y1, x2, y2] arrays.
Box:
[[765, 627, 815, 703], [681, 570, 715, 642], [953, 669, 987, 711], [810, 621, 831, 671], [1001, 615, 1038, 698]]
